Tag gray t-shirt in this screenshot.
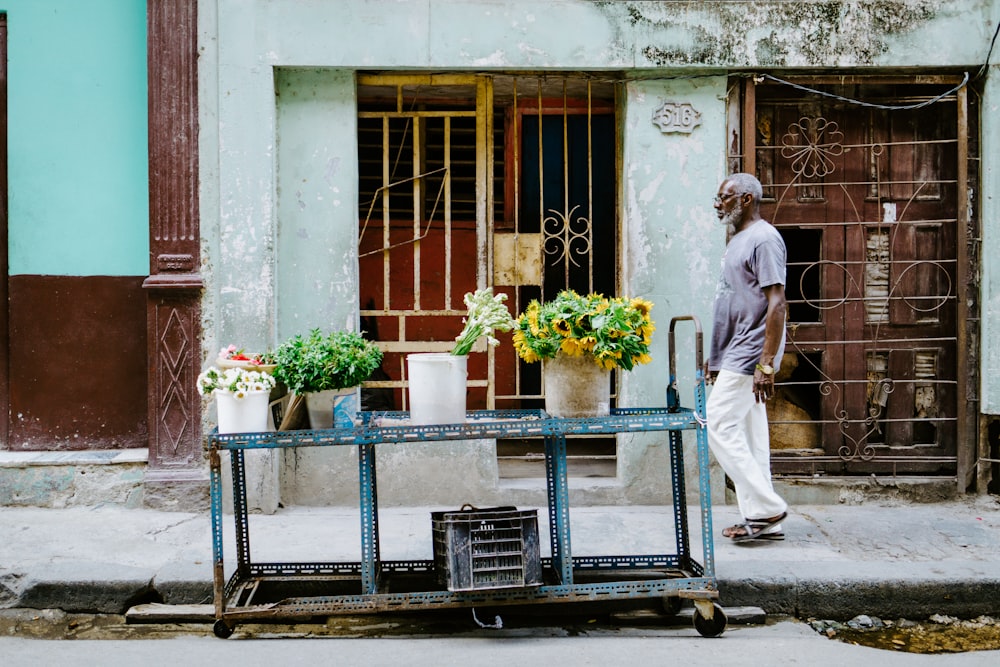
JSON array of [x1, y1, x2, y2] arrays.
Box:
[[709, 219, 786, 375]]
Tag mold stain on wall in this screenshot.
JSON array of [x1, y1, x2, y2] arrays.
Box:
[[593, 1, 938, 67]]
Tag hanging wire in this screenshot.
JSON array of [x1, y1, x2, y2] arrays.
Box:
[[973, 18, 1000, 81], [757, 72, 969, 110], [756, 17, 998, 110]]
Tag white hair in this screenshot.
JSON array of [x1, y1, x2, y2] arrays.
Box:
[[726, 173, 763, 203]]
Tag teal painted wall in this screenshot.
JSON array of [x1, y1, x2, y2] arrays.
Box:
[[4, 0, 148, 277]]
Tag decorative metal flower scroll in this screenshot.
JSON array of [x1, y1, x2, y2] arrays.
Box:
[[780, 117, 845, 179], [543, 204, 592, 272]]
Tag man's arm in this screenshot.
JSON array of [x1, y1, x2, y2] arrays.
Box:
[[753, 283, 786, 402], [759, 283, 786, 368]]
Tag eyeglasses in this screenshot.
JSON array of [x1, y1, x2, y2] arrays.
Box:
[[713, 192, 745, 206]]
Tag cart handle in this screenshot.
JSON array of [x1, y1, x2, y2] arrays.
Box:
[[667, 315, 703, 412]]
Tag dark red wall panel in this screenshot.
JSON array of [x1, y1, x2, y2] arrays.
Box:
[[8, 275, 148, 450]]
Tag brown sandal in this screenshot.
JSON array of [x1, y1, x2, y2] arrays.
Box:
[[721, 523, 746, 539], [722, 512, 787, 543]]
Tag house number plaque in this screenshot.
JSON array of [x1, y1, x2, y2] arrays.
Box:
[[652, 101, 701, 134]]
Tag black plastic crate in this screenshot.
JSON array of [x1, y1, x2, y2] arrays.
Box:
[[431, 506, 542, 592]]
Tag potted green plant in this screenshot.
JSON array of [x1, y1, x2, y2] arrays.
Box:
[[273, 328, 383, 429], [196, 365, 277, 433], [407, 288, 514, 425], [512, 290, 655, 417]]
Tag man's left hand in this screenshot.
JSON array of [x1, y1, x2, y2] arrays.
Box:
[[753, 368, 774, 403]]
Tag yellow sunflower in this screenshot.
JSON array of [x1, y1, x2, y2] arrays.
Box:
[[629, 297, 653, 317], [560, 338, 584, 357]]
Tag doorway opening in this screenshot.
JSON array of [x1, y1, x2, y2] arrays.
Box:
[[356, 74, 620, 478]]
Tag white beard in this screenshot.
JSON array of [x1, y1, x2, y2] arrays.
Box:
[[720, 200, 744, 232]]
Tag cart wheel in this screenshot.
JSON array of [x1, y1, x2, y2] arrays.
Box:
[[213, 619, 235, 639], [692, 602, 727, 638], [662, 595, 683, 616]]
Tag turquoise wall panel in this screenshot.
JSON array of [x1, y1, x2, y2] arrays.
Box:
[[4, 0, 148, 276]]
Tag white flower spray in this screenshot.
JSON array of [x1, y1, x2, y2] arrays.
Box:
[[196, 366, 276, 400], [451, 288, 515, 356]]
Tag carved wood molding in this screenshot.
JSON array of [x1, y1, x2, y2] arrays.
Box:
[[145, 0, 204, 484]]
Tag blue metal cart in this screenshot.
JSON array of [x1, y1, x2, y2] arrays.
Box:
[[208, 316, 726, 638]]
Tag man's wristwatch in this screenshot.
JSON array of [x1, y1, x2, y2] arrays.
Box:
[[755, 362, 774, 376]]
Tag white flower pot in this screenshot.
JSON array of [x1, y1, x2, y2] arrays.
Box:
[[215, 389, 270, 434], [304, 387, 360, 429], [543, 354, 611, 418], [407, 353, 468, 425]]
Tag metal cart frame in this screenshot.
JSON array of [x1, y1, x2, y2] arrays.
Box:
[[209, 316, 726, 637]]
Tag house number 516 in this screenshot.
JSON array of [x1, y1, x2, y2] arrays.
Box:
[[652, 101, 702, 134]]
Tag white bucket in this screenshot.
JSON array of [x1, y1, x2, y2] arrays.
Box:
[[215, 390, 270, 434], [407, 353, 468, 425]]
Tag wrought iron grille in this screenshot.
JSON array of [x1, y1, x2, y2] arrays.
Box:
[[356, 74, 619, 477], [740, 77, 973, 478]]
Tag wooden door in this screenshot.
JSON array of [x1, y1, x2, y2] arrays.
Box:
[[494, 103, 617, 413], [748, 78, 967, 476]]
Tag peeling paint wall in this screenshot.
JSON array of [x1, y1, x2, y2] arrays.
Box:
[[616, 76, 729, 500], [981, 65, 1000, 414], [275, 69, 361, 337], [606, 0, 954, 68], [202, 0, 999, 505]]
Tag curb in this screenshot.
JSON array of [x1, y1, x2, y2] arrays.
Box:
[[7, 565, 1000, 621]]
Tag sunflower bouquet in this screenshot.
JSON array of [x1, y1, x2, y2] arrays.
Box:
[[512, 290, 655, 371]]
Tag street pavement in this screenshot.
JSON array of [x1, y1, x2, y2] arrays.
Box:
[[1, 495, 999, 622], [3, 620, 1000, 667]]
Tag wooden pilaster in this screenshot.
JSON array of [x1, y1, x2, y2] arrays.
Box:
[[143, 0, 205, 508]]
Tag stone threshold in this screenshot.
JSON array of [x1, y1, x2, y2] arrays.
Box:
[[0, 449, 148, 467], [772, 475, 960, 505]]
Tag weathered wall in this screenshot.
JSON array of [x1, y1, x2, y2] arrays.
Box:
[[979, 7, 1000, 415], [0, 451, 146, 508], [616, 75, 730, 501], [275, 69, 361, 338], [602, 1, 977, 68], [200, 0, 998, 506]]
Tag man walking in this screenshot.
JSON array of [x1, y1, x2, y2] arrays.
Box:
[[706, 173, 789, 543]]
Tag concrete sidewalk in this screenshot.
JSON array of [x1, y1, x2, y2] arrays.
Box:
[[2, 496, 999, 621]]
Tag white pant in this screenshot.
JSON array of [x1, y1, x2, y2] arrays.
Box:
[[706, 369, 787, 522]]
